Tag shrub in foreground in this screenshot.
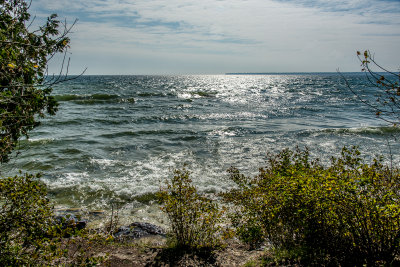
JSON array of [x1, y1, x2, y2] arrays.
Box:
[[0, 173, 104, 266], [0, 173, 57, 265], [223, 147, 400, 266], [158, 169, 224, 249]]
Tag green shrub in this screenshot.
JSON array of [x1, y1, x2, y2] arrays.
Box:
[[223, 147, 400, 266], [0, 173, 104, 266], [0, 173, 57, 265], [158, 169, 224, 249]]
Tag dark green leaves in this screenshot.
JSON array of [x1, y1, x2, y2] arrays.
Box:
[[0, 0, 71, 162]]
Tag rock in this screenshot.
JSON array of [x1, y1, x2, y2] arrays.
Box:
[[130, 222, 166, 236], [55, 214, 87, 230], [114, 222, 166, 240]]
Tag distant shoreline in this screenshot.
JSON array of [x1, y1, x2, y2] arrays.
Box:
[[59, 72, 369, 77], [225, 72, 365, 75]]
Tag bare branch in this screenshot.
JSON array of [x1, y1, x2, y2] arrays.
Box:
[[339, 51, 400, 126]]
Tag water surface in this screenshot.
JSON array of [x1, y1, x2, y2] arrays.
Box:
[[4, 74, 399, 223]]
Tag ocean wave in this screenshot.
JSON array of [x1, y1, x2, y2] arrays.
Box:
[[130, 112, 269, 125], [18, 138, 55, 147], [60, 148, 82, 155], [90, 158, 123, 167], [171, 135, 203, 141], [99, 129, 197, 139], [46, 119, 83, 126], [137, 92, 172, 97], [300, 126, 400, 137], [22, 161, 54, 171], [192, 91, 217, 97], [324, 126, 400, 135], [177, 90, 218, 99], [55, 94, 119, 101], [54, 94, 134, 104], [132, 115, 201, 124], [27, 137, 55, 143]]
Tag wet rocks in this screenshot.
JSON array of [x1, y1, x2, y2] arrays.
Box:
[[53, 208, 166, 241], [114, 222, 166, 240]]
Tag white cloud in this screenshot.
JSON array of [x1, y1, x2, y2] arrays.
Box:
[[31, 0, 400, 74]]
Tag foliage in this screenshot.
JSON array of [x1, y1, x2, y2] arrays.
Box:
[[0, 173, 55, 265], [0, 2, 103, 265], [341, 50, 400, 126], [223, 147, 400, 266], [0, 173, 106, 266], [158, 169, 225, 250], [0, 0, 76, 162]]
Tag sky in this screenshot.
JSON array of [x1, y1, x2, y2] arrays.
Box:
[[29, 0, 400, 75]]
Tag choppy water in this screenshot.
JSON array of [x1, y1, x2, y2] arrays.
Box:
[[3, 73, 400, 223]]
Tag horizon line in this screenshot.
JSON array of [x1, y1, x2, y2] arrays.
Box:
[[60, 71, 369, 76]]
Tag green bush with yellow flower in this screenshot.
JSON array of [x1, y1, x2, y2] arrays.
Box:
[[222, 146, 400, 266]]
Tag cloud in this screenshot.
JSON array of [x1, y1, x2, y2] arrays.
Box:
[[30, 0, 400, 74], [272, 0, 400, 15]]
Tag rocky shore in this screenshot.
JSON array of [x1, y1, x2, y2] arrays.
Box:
[[55, 209, 263, 266]]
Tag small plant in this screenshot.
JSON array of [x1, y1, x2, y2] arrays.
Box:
[[104, 202, 120, 235], [158, 169, 224, 249], [223, 147, 400, 265]]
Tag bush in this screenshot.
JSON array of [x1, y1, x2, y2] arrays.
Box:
[[0, 2, 102, 265], [0, 173, 57, 265], [223, 147, 400, 266], [0, 173, 104, 266], [158, 169, 224, 249]]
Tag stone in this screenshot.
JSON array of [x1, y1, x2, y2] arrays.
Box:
[[114, 222, 166, 240]]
